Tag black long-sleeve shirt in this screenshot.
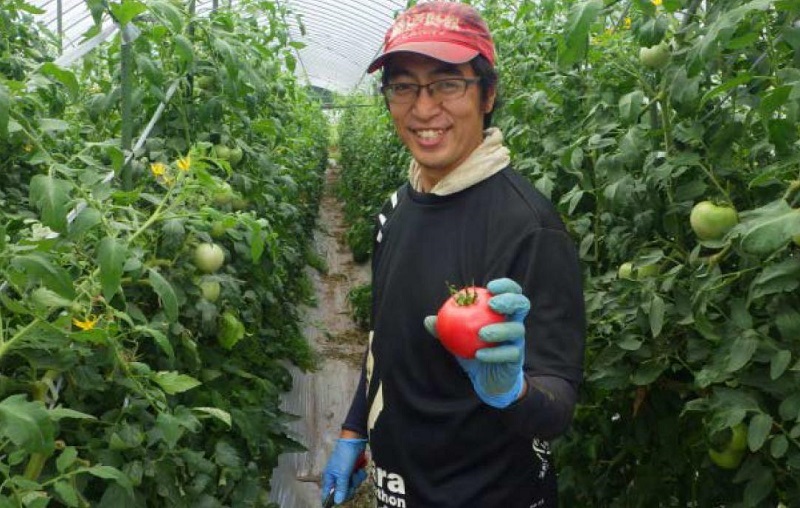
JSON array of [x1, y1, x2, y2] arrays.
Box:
[[343, 167, 585, 507]]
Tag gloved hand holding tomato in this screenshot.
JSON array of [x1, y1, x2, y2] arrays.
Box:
[[424, 278, 529, 409]]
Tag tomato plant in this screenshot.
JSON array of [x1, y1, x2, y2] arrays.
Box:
[[0, 0, 328, 505], [340, 0, 800, 505]]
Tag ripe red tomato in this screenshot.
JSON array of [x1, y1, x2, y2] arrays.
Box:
[[435, 286, 505, 359]]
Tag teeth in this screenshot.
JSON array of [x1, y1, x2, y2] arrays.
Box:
[[416, 129, 444, 139]]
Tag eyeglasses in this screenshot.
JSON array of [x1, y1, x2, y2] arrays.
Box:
[[381, 77, 481, 105]]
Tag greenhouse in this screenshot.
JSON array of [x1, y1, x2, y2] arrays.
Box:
[[1, 0, 799, 507]]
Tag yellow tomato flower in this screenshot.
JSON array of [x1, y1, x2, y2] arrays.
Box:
[[150, 162, 167, 177], [23, 144, 34, 153], [177, 156, 191, 172], [72, 315, 99, 331], [652, 0, 662, 5], [624, 17, 632, 29]]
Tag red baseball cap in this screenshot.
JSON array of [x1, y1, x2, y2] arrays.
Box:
[[367, 1, 495, 73]]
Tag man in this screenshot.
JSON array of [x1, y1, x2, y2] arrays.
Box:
[[321, 2, 585, 507]]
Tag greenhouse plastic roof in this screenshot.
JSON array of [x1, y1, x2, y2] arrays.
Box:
[[30, 0, 408, 93]]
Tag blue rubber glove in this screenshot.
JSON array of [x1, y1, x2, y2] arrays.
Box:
[[320, 437, 368, 506], [425, 278, 529, 409]]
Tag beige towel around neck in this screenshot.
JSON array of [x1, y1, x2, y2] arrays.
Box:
[[408, 127, 511, 196]]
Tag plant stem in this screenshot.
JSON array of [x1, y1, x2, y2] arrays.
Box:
[[0, 319, 41, 364], [697, 161, 731, 202], [128, 187, 176, 244]]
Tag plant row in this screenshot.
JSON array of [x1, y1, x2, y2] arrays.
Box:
[[337, 0, 800, 505], [0, 0, 327, 506]]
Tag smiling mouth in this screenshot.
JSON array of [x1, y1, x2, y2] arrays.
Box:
[[413, 128, 446, 140]]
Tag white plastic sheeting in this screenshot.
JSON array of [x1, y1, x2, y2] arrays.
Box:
[[29, 0, 407, 93]]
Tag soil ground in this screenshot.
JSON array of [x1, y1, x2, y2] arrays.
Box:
[[269, 160, 375, 508]]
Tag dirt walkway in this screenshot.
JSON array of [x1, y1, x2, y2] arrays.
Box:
[[268, 161, 372, 507]]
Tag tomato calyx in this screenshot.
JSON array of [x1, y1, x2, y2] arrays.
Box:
[[448, 283, 481, 306]]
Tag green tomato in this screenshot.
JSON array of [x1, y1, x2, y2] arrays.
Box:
[[618, 262, 659, 280], [728, 423, 748, 452], [638, 263, 659, 278], [210, 221, 228, 239], [228, 146, 244, 166], [212, 183, 235, 206], [195, 75, 215, 90], [639, 43, 670, 69], [194, 243, 225, 273], [618, 262, 634, 280], [708, 447, 744, 470], [215, 145, 231, 161], [199, 280, 221, 302], [690, 201, 739, 241]]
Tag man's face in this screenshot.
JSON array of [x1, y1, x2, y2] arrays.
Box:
[[384, 54, 495, 184]]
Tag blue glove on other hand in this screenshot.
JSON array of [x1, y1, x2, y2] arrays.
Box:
[[425, 278, 529, 409], [320, 437, 368, 506]]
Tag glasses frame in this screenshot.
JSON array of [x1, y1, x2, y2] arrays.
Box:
[[381, 77, 482, 105]]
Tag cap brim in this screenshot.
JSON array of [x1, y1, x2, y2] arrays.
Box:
[[367, 41, 479, 73]]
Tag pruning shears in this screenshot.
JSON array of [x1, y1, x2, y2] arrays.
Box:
[[322, 451, 368, 508]]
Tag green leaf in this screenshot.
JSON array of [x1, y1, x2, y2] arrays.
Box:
[[558, 0, 603, 67], [48, 407, 96, 421], [699, 73, 752, 108], [214, 440, 241, 469], [0, 83, 9, 140], [770, 435, 788, 458], [68, 206, 102, 239], [39, 118, 70, 132], [85, 0, 105, 24], [56, 447, 78, 473], [779, 393, 800, 421], [648, 294, 665, 338], [761, 85, 792, 117], [134, 325, 174, 361], [192, 406, 232, 427], [218, 311, 245, 350], [770, 350, 791, 380], [148, 0, 183, 32], [725, 334, 759, 373], [98, 237, 128, 302], [152, 371, 201, 395], [692, 0, 773, 62], [147, 269, 178, 322], [731, 199, 800, 254], [11, 254, 75, 299], [155, 412, 184, 449], [748, 413, 773, 451], [174, 35, 194, 67], [631, 360, 667, 386], [30, 287, 73, 310], [0, 395, 55, 454], [54, 480, 80, 507], [29, 175, 71, 233], [38, 63, 80, 100], [249, 222, 265, 262], [619, 90, 644, 125], [748, 259, 800, 303], [743, 467, 774, 506], [84, 465, 133, 497], [109, 1, 147, 26]]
